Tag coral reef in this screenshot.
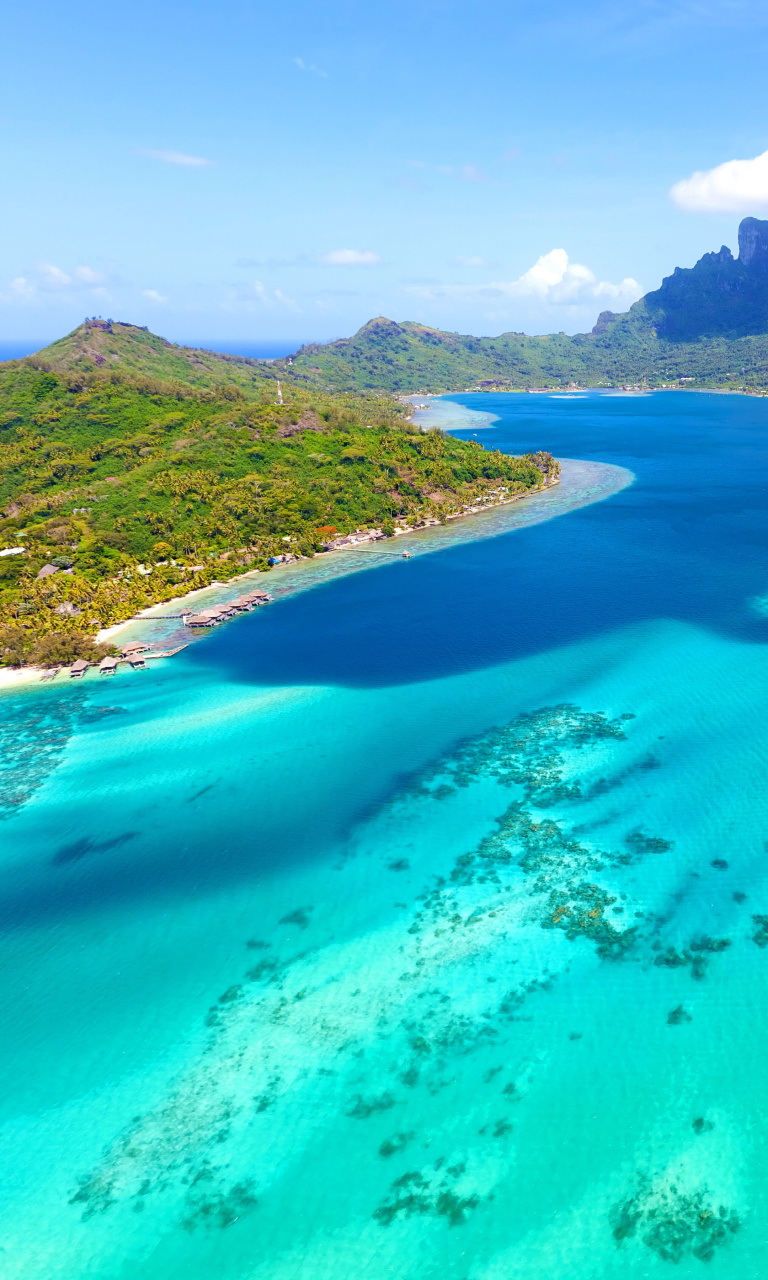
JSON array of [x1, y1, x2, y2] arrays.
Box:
[[751, 915, 768, 947], [611, 1176, 740, 1263], [373, 1159, 481, 1227]]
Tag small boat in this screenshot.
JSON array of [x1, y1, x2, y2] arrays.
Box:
[[402, 550, 413, 559]]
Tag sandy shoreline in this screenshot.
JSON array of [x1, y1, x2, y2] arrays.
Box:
[[0, 665, 43, 692], [1, 457, 633, 691], [92, 477, 563, 645], [0, 483, 558, 691]]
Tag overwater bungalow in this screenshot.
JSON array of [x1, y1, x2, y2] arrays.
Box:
[[127, 653, 147, 669], [186, 607, 228, 627], [118, 640, 151, 658], [184, 590, 272, 628], [70, 659, 89, 678], [185, 603, 233, 627], [99, 656, 119, 676], [228, 591, 271, 611]]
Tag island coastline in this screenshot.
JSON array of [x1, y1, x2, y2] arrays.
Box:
[[0, 456, 632, 690]]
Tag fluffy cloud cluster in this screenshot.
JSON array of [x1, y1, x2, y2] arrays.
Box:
[[406, 249, 640, 309], [670, 148, 768, 212], [9, 262, 109, 301], [3, 262, 173, 310], [493, 248, 640, 305]]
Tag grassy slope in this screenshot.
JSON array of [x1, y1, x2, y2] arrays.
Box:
[[0, 323, 558, 663], [29, 319, 281, 393]]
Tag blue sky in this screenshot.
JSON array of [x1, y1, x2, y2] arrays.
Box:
[[2, 0, 768, 345]]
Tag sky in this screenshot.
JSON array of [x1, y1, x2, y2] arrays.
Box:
[[2, 0, 768, 347]]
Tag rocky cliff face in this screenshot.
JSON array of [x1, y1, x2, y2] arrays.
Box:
[[738, 217, 768, 270], [635, 217, 768, 340]]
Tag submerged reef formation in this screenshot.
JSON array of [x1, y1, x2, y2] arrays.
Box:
[[0, 689, 123, 816], [611, 1176, 741, 1263], [654, 935, 732, 981], [0, 690, 84, 815], [751, 915, 768, 947], [65, 701, 743, 1261], [0, 689, 125, 818], [412, 706, 671, 962], [411, 704, 630, 807], [373, 1159, 481, 1227], [180, 1167, 258, 1233]]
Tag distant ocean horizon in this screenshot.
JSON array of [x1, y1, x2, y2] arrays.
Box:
[[0, 338, 307, 362]]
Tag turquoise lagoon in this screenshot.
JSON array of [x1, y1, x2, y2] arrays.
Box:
[[2, 391, 768, 1278]]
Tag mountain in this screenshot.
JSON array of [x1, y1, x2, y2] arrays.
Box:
[[23, 318, 282, 394], [287, 218, 768, 391], [639, 216, 768, 341]]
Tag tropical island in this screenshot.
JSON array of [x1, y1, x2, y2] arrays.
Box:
[[3, 212, 767, 671], [0, 324, 559, 667]]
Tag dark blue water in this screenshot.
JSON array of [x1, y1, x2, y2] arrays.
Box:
[[191, 391, 768, 689]]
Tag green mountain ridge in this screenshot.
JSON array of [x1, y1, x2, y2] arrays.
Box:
[[285, 217, 768, 391], [21, 318, 283, 393]]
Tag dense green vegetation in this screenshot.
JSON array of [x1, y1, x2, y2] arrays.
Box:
[[0, 322, 558, 665], [286, 312, 768, 393]]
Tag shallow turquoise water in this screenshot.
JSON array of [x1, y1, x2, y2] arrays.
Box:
[[2, 392, 768, 1277]]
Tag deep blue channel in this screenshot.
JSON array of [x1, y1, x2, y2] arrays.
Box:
[[190, 391, 768, 689]]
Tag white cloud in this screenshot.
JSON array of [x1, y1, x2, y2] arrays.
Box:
[[670, 147, 768, 212], [39, 263, 71, 287], [139, 149, 213, 167], [456, 255, 487, 267], [253, 282, 299, 309], [75, 265, 105, 284], [221, 281, 301, 312], [10, 276, 34, 297], [292, 56, 328, 78], [272, 287, 300, 309], [318, 249, 381, 266], [142, 289, 168, 304], [3, 263, 115, 303], [404, 248, 641, 309], [491, 249, 640, 305]]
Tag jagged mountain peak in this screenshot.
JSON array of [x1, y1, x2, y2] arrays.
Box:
[[738, 216, 768, 269]]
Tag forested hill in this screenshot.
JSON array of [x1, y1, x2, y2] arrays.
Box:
[[22, 318, 282, 394], [287, 217, 768, 392], [0, 322, 558, 665]]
